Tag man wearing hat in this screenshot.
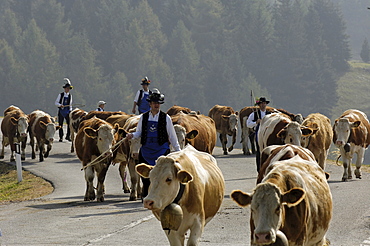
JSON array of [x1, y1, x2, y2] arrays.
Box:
[[246, 97, 272, 172], [55, 78, 73, 142], [132, 77, 152, 114], [127, 88, 181, 199], [96, 101, 106, 111]]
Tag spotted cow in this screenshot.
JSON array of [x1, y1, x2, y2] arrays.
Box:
[[68, 108, 87, 153]]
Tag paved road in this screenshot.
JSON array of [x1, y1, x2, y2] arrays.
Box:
[[0, 125, 370, 245]]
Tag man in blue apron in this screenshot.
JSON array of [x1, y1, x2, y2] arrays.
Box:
[[55, 78, 73, 142], [246, 97, 271, 172], [127, 88, 181, 198], [132, 77, 152, 114]]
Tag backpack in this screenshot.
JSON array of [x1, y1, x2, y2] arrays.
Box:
[[137, 89, 152, 106]]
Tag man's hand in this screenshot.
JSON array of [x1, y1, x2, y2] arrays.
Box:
[[126, 133, 133, 140], [256, 119, 262, 124]]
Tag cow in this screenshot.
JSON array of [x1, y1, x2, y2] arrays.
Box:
[[28, 110, 61, 162], [75, 117, 126, 202], [171, 112, 217, 154], [239, 106, 276, 155], [68, 108, 87, 153], [208, 105, 238, 155], [301, 113, 332, 170], [166, 105, 192, 116], [257, 144, 317, 184], [231, 145, 332, 246], [136, 144, 225, 246], [81, 110, 127, 122], [1, 106, 29, 161], [332, 109, 370, 181], [257, 112, 315, 154]]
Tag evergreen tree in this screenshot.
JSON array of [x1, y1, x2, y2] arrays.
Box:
[[360, 38, 370, 63]]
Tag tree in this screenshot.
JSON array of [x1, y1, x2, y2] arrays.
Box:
[[360, 38, 370, 63]]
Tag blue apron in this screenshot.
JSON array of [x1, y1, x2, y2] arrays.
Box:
[[138, 93, 150, 114], [60, 96, 71, 118], [141, 120, 169, 166]]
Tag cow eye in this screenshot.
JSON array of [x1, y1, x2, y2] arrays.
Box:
[[166, 178, 172, 182], [275, 206, 280, 214]]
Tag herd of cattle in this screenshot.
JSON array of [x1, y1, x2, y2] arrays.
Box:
[[1, 104, 370, 245]]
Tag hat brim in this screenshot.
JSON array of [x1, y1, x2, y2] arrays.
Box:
[[63, 85, 73, 89], [141, 82, 150, 85], [147, 99, 164, 104], [257, 101, 269, 105]]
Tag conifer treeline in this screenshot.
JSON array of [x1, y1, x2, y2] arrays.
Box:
[[0, 0, 350, 117]]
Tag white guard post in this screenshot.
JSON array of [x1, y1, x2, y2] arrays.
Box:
[[14, 143, 22, 182]]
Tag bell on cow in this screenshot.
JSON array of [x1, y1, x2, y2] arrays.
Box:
[[160, 203, 183, 231], [273, 230, 289, 246]]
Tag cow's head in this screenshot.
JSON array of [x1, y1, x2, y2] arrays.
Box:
[[222, 112, 238, 133], [300, 123, 319, 148], [84, 124, 116, 157], [11, 116, 29, 138], [333, 118, 360, 147], [231, 183, 305, 245], [173, 124, 198, 150], [127, 127, 141, 160], [277, 122, 315, 146], [136, 156, 193, 211], [39, 121, 61, 142]]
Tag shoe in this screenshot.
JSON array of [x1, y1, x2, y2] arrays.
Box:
[[59, 139, 63, 142], [65, 136, 71, 141]]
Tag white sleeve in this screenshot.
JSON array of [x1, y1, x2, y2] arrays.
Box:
[[69, 94, 73, 111], [55, 93, 62, 107], [133, 90, 141, 103], [246, 112, 257, 128], [166, 115, 181, 151], [132, 115, 143, 139]]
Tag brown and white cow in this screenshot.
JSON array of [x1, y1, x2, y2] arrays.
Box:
[[81, 110, 127, 122], [333, 109, 370, 181], [208, 104, 238, 155], [136, 144, 225, 246], [68, 108, 87, 153], [301, 113, 332, 170], [171, 112, 217, 154], [1, 106, 29, 161], [258, 112, 315, 154], [28, 110, 61, 162], [75, 117, 126, 202], [231, 146, 332, 246], [166, 105, 192, 116]]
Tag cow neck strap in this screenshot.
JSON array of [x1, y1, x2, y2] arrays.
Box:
[[173, 183, 185, 204]]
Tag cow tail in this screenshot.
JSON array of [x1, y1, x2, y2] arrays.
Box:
[[336, 155, 341, 166]]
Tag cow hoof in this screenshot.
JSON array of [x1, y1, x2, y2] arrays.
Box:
[[341, 177, 348, 182], [21, 156, 25, 161], [10, 158, 15, 162], [356, 176, 362, 179], [0, 155, 4, 159], [44, 153, 49, 158], [228, 147, 234, 152], [32, 154, 36, 159], [348, 175, 352, 179], [97, 197, 104, 202], [223, 151, 228, 155], [129, 196, 137, 201], [123, 189, 130, 193]]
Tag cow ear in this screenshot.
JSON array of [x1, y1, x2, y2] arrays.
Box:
[[84, 127, 98, 139], [301, 127, 313, 137], [231, 190, 252, 207], [186, 130, 198, 140], [10, 117, 18, 125], [39, 121, 47, 129], [136, 163, 153, 178], [352, 121, 361, 128], [113, 123, 120, 132], [281, 188, 305, 207], [177, 170, 193, 184], [277, 129, 287, 139], [118, 128, 127, 139], [221, 115, 230, 121]]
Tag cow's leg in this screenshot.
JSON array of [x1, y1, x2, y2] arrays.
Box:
[[249, 130, 256, 154], [119, 161, 130, 193], [96, 163, 109, 202], [84, 166, 95, 201], [241, 127, 251, 155], [220, 134, 227, 155], [0, 137, 8, 159], [70, 127, 75, 153], [38, 141, 44, 162], [228, 130, 237, 152], [166, 230, 185, 246], [341, 152, 351, 181], [21, 137, 27, 160], [355, 148, 364, 179], [44, 142, 52, 158], [30, 136, 36, 159], [128, 159, 140, 201], [187, 218, 204, 246]]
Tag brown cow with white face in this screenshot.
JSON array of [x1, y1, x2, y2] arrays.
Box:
[[1, 106, 29, 161], [136, 145, 224, 246], [68, 108, 87, 153], [171, 112, 217, 154], [75, 117, 126, 202], [231, 145, 332, 246], [333, 109, 370, 181], [301, 113, 332, 170], [208, 105, 238, 155], [29, 110, 61, 162]]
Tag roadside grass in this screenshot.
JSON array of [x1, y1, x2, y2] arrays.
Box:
[[0, 161, 53, 203]]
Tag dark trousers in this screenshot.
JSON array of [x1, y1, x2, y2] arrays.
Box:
[[58, 111, 70, 140], [139, 148, 170, 198]]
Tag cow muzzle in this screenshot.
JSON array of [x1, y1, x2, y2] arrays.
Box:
[[20, 133, 28, 138], [254, 230, 288, 246], [49, 138, 54, 142]]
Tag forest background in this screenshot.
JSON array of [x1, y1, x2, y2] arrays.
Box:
[[0, 0, 369, 122]]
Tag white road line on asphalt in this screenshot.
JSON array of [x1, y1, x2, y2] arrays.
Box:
[[82, 214, 155, 246]]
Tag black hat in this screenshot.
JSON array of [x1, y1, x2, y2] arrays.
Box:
[[62, 78, 73, 89], [141, 77, 151, 85], [147, 88, 164, 104], [256, 97, 270, 105]]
